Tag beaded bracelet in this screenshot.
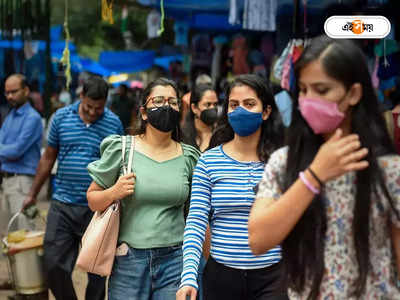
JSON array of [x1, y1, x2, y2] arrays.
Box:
[[299, 172, 320, 195]]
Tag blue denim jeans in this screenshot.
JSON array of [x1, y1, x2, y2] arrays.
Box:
[[108, 243, 183, 300]]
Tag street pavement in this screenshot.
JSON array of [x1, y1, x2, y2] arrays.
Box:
[[0, 182, 90, 300]]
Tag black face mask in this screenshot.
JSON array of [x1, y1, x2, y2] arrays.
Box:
[[199, 108, 218, 126], [146, 105, 180, 132]]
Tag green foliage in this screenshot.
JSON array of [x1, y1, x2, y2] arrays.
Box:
[[51, 0, 152, 59]]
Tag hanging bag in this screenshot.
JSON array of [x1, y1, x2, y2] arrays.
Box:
[[76, 135, 135, 276]]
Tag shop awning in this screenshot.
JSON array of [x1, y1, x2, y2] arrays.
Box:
[[99, 50, 155, 73]]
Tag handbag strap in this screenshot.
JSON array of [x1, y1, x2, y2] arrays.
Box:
[[121, 135, 127, 175], [121, 135, 135, 176], [127, 136, 135, 174]]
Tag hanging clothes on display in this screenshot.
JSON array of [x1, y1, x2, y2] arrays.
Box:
[[231, 35, 250, 75], [269, 56, 281, 86], [249, 49, 267, 78], [24, 40, 40, 60], [375, 39, 400, 105], [273, 40, 293, 81], [211, 35, 228, 88], [229, 0, 240, 25], [273, 39, 307, 91], [243, 0, 278, 31], [190, 33, 213, 83], [371, 55, 380, 89], [191, 33, 213, 69], [174, 21, 189, 47], [260, 34, 275, 77], [146, 9, 161, 39], [280, 52, 293, 91], [378, 54, 400, 80], [274, 90, 293, 128], [374, 39, 399, 59], [281, 40, 304, 91]]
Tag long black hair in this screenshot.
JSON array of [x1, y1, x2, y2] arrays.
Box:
[[135, 77, 183, 142], [282, 35, 399, 299], [182, 83, 216, 150], [209, 74, 284, 162]]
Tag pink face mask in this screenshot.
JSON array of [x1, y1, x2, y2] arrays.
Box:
[[299, 97, 345, 134]]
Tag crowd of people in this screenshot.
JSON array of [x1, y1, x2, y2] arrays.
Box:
[[1, 35, 400, 300]]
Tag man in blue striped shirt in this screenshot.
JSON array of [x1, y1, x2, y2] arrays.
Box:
[[23, 76, 123, 300]]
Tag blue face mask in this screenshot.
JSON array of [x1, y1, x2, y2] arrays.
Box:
[[228, 106, 263, 137]]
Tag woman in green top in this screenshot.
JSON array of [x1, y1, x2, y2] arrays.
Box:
[[86, 78, 200, 300]]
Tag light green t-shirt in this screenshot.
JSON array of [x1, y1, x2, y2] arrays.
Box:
[[87, 135, 200, 248]]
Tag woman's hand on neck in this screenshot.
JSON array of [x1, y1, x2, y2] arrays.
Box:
[[322, 115, 352, 141]]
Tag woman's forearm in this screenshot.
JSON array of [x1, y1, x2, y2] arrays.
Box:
[[87, 181, 117, 212], [248, 175, 316, 255]]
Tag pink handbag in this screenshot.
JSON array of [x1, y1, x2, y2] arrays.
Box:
[[76, 136, 135, 276]]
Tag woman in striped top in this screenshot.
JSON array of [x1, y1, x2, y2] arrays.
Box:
[[177, 74, 288, 300]]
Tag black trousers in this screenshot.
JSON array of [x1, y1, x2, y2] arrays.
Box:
[[203, 256, 289, 300], [43, 201, 105, 300]]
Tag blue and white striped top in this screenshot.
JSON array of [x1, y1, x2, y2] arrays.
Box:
[[48, 101, 123, 206], [180, 145, 282, 289]]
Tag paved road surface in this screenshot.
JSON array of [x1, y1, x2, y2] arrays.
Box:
[[0, 185, 92, 300]]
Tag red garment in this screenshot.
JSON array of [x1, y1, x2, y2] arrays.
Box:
[[292, 45, 304, 63], [232, 36, 250, 75], [281, 51, 292, 90]]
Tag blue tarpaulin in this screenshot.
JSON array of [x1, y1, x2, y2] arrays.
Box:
[[137, 0, 354, 30], [138, 0, 353, 12], [99, 50, 155, 73], [154, 55, 183, 70], [50, 25, 63, 41], [190, 13, 240, 30], [0, 39, 76, 53], [138, 0, 231, 12], [79, 58, 113, 76], [1, 41, 190, 76]]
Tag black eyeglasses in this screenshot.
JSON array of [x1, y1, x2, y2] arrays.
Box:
[[146, 96, 179, 108]]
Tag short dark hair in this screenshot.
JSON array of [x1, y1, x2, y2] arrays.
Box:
[[82, 76, 109, 101]]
